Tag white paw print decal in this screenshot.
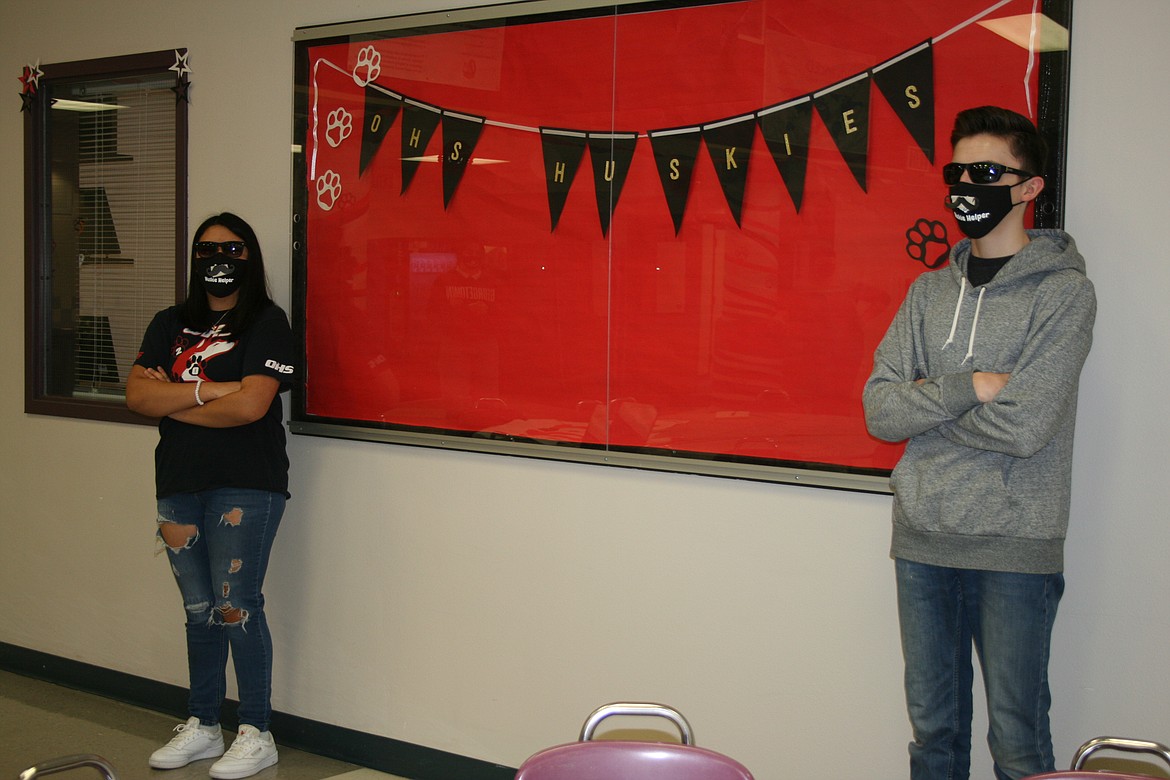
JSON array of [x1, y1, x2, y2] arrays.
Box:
[[316, 170, 342, 211], [325, 108, 353, 148], [352, 45, 381, 87]]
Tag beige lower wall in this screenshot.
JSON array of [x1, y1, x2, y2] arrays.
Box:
[[2, 2, 1169, 779]]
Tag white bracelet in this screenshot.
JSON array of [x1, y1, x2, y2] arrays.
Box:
[[194, 379, 205, 406]]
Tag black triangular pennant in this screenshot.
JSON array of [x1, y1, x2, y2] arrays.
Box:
[[813, 73, 872, 192], [540, 128, 588, 232], [441, 111, 486, 209], [359, 86, 401, 176], [702, 114, 757, 226], [756, 97, 813, 213], [587, 132, 639, 237], [871, 41, 935, 164], [400, 98, 442, 195], [648, 126, 703, 235]]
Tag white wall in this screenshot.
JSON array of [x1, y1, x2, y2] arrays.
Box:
[[1, 2, 1166, 779]]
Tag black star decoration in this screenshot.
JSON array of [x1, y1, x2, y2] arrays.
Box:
[[171, 78, 191, 104]]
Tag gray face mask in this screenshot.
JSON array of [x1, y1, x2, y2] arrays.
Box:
[[197, 253, 245, 298], [945, 181, 1022, 239]]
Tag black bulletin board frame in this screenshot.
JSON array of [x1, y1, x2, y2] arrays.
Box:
[[289, 0, 1072, 494]]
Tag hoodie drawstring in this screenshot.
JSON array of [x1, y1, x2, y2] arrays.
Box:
[[943, 277, 966, 350], [965, 287, 985, 363], [942, 277, 985, 364]]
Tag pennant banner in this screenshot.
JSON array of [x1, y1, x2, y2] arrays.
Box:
[[442, 111, 486, 209], [757, 97, 814, 213], [872, 42, 936, 164], [540, 128, 588, 232], [587, 131, 639, 237], [813, 73, 872, 193], [702, 114, 757, 227], [648, 126, 703, 236], [317, 38, 940, 232], [400, 98, 442, 195]]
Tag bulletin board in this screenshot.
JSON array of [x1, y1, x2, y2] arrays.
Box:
[[290, 0, 1072, 492]]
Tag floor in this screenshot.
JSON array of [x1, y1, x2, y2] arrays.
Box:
[[0, 670, 408, 780]]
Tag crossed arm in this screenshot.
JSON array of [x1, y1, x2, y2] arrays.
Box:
[[865, 277, 1094, 457], [125, 364, 280, 427]]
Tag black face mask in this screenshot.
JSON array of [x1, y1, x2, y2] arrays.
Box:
[[945, 182, 1024, 239], [197, 253, 245, 298]]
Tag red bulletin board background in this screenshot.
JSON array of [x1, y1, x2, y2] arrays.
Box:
[[291, 0, 1068, 484]]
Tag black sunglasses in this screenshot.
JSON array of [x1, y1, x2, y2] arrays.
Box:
[[194, 241, 248, 259], [943, 161, 1036, 185]]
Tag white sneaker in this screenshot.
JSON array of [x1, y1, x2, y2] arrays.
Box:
[[149, 717, 225, 769], [209, 725, 279, 779]]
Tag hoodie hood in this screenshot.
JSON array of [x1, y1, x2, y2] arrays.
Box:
[[942, 229, 1085, 363], [949, 229, 1086, 287]]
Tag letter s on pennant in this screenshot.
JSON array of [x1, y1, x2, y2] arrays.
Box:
[[905, 84, 921, 110]]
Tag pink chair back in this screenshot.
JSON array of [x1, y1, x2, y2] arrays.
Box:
[[515, 703, 753, 780]]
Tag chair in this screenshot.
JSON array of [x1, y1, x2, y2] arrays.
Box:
[[514, 702, 754, 780], [19, 755, 118, 780], [1024, 737, 1170, 779]]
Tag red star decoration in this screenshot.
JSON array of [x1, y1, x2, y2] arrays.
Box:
[[19, 62, 42, 94]]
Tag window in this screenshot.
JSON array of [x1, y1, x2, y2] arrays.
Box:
[[24, 49, 188, 423]]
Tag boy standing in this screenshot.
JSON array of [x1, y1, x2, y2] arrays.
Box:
[[863, 106, 1096, 780]]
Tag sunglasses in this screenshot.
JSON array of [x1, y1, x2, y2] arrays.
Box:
[[194, 241, 248, 259], [942, 161, 1035, 185]]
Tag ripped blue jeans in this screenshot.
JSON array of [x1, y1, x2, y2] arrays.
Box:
[[157, 488, 284, 731]]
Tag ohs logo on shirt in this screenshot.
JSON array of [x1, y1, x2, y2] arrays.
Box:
[[265, 359, 294, 375]]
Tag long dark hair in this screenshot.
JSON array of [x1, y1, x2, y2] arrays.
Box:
[[179, 212, 274, 334]]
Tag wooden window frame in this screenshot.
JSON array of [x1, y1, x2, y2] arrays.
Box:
[[24, 49, 188, 424]]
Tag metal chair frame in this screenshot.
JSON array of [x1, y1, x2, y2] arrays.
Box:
[[1025, 736, 1170, 780], [19, 755, 118, 780]]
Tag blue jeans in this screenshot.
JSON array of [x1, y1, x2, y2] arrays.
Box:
[[157, 488, 285, 731], [895, 558, 1064, 780]]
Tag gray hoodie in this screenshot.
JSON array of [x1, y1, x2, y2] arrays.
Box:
[[863, 229, 1096, 573]]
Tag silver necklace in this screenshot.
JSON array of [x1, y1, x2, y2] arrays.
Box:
[[209, 308, 231, 333]]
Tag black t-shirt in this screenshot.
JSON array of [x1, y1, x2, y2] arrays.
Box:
[[967, 254, 1013, 287], [135, 303, 296, 499]]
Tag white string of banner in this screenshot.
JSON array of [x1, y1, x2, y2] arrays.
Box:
[[1025, 0, 1041, 118]]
